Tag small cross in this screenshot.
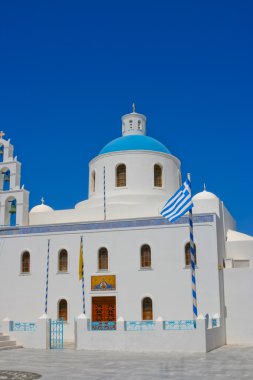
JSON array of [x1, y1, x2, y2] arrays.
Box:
[[132, 102, 136, 113], [0, 131, 5, 139], [41, 197, 45, 204]]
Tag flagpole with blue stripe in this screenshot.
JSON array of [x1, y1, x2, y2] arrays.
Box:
[[187, 173, 198, 323], [44, 239, 50, 314], [160, 173, 198, 325]]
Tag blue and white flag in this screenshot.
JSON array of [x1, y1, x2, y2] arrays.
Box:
[[160, 179, 193, 223]]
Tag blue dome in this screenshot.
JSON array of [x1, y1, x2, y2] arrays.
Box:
[[99, 135, 171, 155]]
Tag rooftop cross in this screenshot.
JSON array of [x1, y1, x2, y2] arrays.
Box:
[[0, 131, 5, 139], [41, 197, 45, 204], [132, 102, 136, 113]]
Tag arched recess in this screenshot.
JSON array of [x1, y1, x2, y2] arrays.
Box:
[[5, 196, 17, 226], [0, 144, 4, 163], [21, 251, 30, 273], [178, 170, 182, 187], [1, 168, 10, 191], [58, 299, 68, 321], [91, 170, 96, 193], [116, 164, 126, 187], [154, 164, 162, 187], [58, 249, 68, 272], [140, 244, 151, 268], [98, 247, 108, 270], [185, 242, 197, 267], [142, 297, 153, 320]]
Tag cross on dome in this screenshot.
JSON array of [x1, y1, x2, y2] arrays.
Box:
[[132, 102, 136, 113], [41, 197, 45, 204], [0, 131, 5, 139]]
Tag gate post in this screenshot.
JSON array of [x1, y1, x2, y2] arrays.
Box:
[[38, 313, 50, 349], [75, 314, 87, 350]]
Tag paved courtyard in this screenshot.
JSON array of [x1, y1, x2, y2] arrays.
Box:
[[0, 346, 253, 379]]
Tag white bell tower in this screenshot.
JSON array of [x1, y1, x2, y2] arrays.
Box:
[[0, 131, 29, 227]]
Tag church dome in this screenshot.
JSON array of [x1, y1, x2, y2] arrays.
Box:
[[99, 105, 171, 156], [30, 198, 54, 213], [99, 135, 171, 155], [193, 189, 218, 201]]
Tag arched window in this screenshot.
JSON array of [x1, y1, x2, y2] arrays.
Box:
[[98, 247, 108, 270], [0, 145, 4, 162], [141, 244, 151, 268], [154, 164, 162, 187], [21, 251, 30, 273], [185, 242, 197, 267], [91, 171, 96, 193], [116, 164, 126, 187], [58, 299, 68, 321], [58, 249, 68, 272], [142, 297, 153, 320]]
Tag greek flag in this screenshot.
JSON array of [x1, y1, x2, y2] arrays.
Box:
[[160, 178, 193, 223]]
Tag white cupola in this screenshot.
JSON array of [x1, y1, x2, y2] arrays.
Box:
[[122, 103, 146, 136]]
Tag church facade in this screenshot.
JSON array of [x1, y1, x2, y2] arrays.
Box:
[[0, 108, 253, 352]]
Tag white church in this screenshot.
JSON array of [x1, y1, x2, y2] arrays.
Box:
[[0, 107, 253, 352]]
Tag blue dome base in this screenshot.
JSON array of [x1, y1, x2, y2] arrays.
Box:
[[99, 135, 171, 155]]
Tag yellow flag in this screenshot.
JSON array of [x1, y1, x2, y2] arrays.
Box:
[[79, 238, 83, 280]]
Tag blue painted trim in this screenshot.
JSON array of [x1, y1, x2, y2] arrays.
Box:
[[0, 215, 214, 236], [124, 321, 155, 331], [163, 320, 196, 330], [9, 321, 37, 332]]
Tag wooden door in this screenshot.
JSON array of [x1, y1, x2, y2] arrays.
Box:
[[92, 296, 116, 322]]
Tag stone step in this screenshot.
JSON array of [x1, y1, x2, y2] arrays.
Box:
[[0, 345, 23, 351], [0, 335, 11, 341], [0, 340, 16, 347], [64, 341, 75, 349]]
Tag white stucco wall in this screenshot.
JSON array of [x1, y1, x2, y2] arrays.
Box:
[[0, 215, 221, 341], [224, 268, 253, 344]]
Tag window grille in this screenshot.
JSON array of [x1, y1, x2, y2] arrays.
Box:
[[116, 164, 126, 187], [21, 251, 30, 273], [59, 250, 68, 272], [98, 248, 108, 270], [141, 245, 151, 268], [185, 242, 197, 267], [154, 164, 162, 187]]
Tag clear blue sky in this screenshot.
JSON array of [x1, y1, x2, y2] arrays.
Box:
[[0, 1, 252, 234]]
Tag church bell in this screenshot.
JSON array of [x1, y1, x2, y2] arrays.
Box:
[[4, 174, 10, 182], [9, 202, 16, 214]]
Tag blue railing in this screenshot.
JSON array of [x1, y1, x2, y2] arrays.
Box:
[[124, 321, 155, 331], [90, 321, 116, 331], [9, 321, 36, 332], [163, 320, 196, 330]]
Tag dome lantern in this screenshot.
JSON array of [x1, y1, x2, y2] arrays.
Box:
[[121, 103, 146, 137]]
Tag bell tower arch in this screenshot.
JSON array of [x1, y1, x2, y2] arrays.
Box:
[[0, 131, 29, 227]]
